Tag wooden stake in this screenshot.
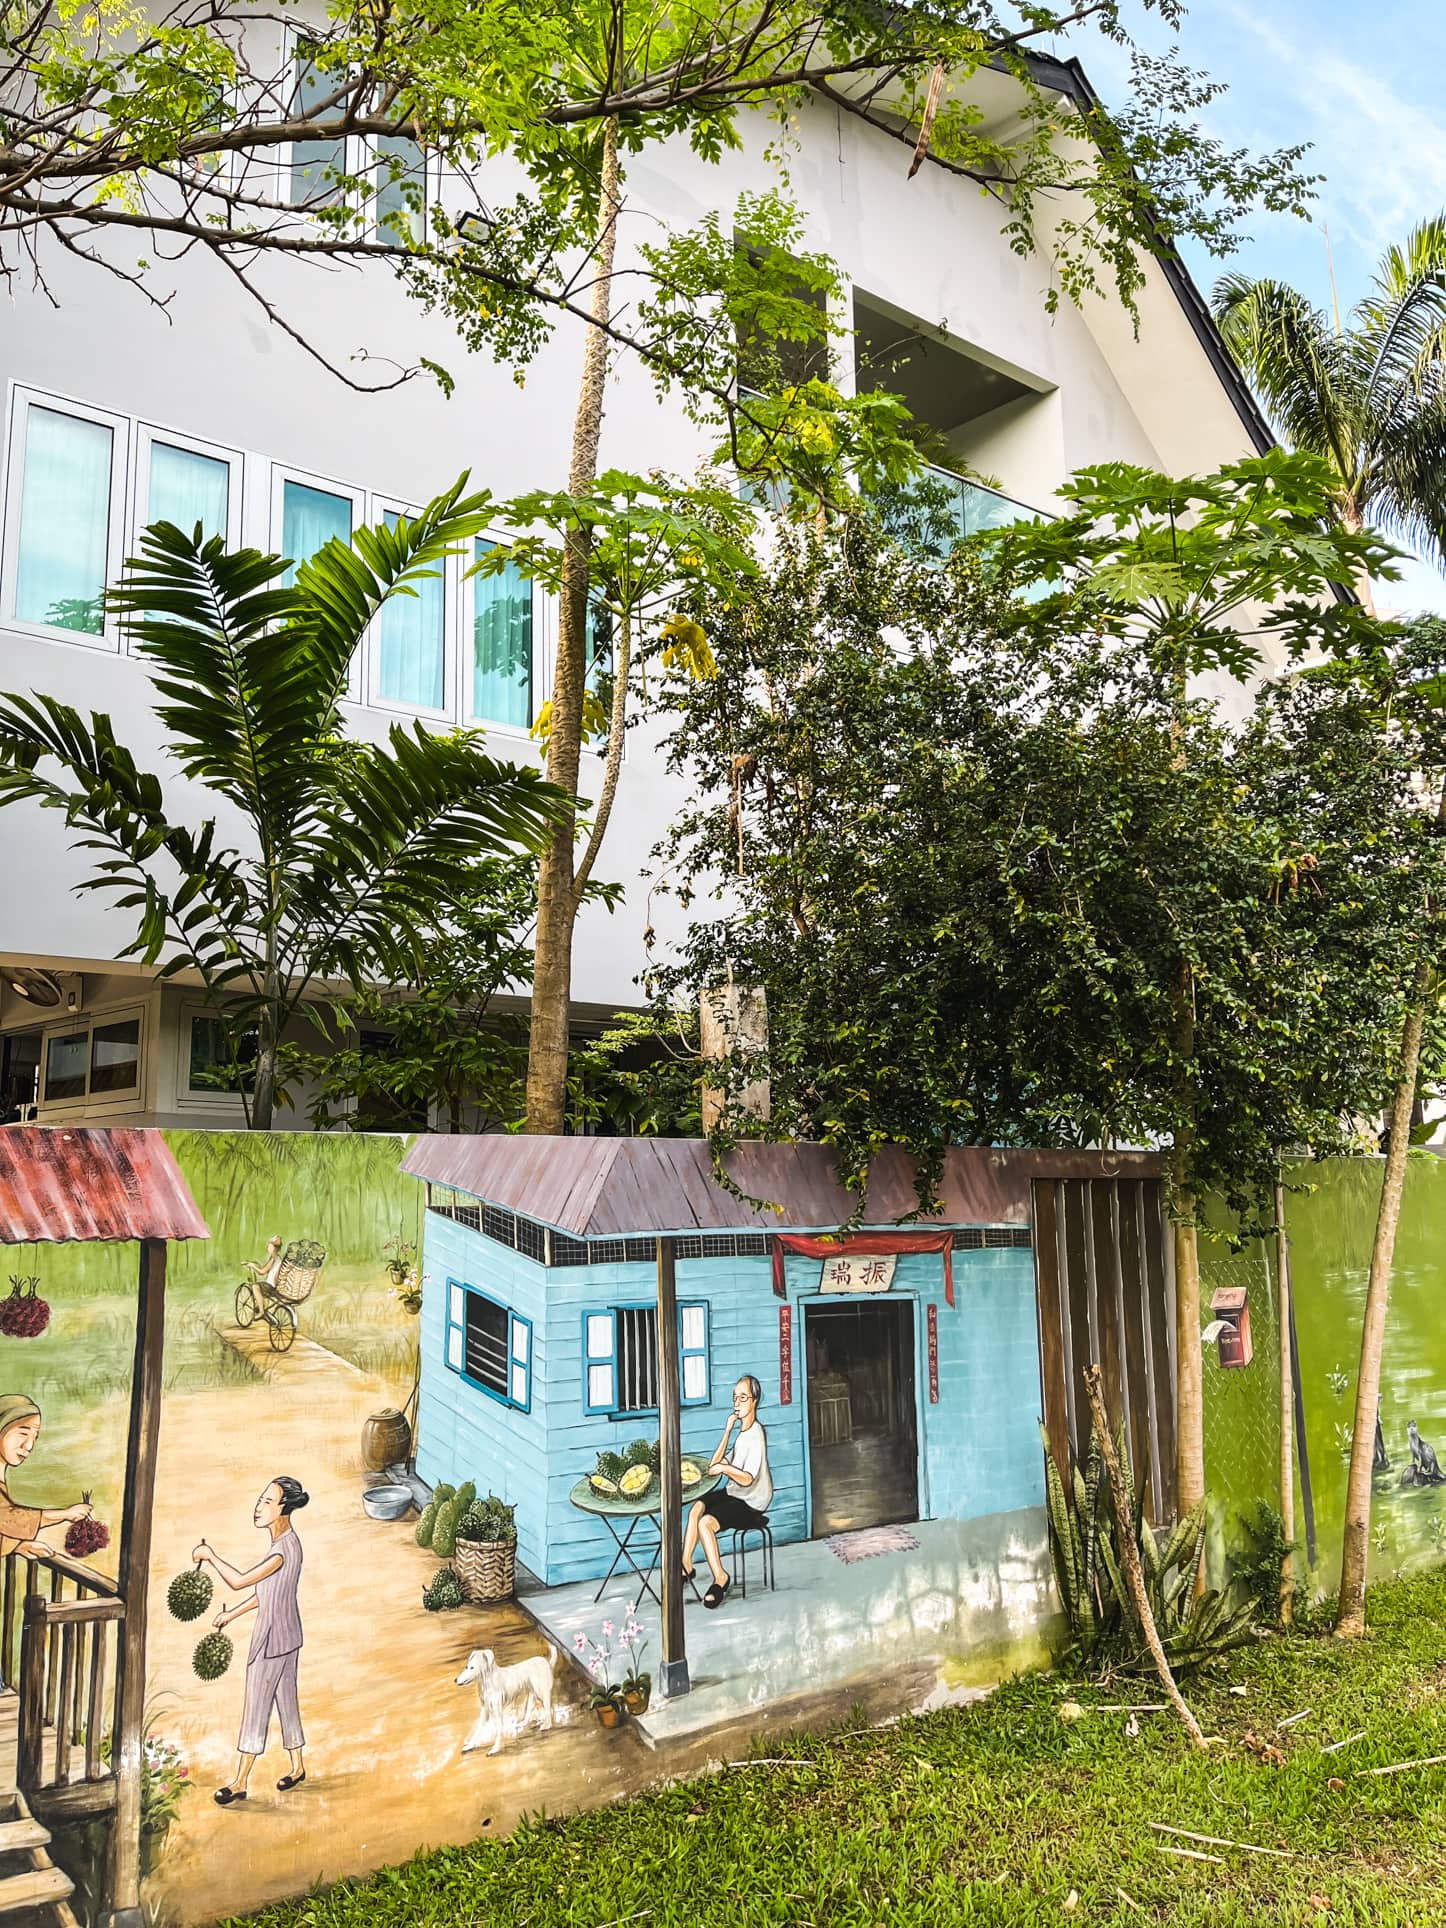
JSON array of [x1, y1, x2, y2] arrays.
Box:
[[1275, 1179, 1296, 1626], [1083, 1365, 1208, 1750], [655, 1236, 688, 1700]]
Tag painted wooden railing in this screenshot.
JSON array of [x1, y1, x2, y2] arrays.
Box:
[[4, 1547, 124, 1818]]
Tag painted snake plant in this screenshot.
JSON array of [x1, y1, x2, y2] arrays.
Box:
[[1041, 1424, 1257, 1676]]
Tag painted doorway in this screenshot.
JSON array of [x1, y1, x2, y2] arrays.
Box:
[[803, 1299, 919, 1535]]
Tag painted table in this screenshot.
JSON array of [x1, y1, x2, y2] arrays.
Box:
[[568, 1474, 720, 1611]]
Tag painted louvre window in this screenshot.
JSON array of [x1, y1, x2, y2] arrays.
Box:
[[445, 1279, 531, 1411], [583, 1303, 710, 1416]]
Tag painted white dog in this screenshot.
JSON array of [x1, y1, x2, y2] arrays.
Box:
[[457, 1645, 558, 1755]]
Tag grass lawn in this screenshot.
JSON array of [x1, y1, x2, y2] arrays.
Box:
[[223, 1567, 1446, 1928]]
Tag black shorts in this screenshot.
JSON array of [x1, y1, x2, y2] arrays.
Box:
[[696, 1489, 766, 1531]]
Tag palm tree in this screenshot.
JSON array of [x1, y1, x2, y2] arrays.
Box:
[[1216, 225, 1446, 1637], [1212, 217, 1446, 613], [0, 480, 566, 1128]]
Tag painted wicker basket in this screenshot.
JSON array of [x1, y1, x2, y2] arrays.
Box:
[[454, 1537, 516, 1604]]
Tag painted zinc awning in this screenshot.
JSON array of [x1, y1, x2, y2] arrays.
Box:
[[0, 1127, 211, 1244], [400, 1135, 1164, 1239]]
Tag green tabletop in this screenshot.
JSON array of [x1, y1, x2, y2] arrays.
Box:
[[568, 1472, 720, 1519]]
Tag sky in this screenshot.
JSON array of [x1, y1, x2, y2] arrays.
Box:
[[1075, 0, 1446, 615]]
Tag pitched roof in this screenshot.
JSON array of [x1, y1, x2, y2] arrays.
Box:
[[0, 1127, 210, 1244], [401, 1136, 1163, 1239]]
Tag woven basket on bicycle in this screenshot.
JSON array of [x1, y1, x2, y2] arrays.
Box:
[[269, 1239, 326, 1305]]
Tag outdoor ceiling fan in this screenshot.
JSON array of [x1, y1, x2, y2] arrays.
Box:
[[5, 967, 64, 1008]]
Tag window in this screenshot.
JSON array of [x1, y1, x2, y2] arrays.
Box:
[[40, 1011, 142, 1104], [279, 476, 354, 583], [9, 401, 123, 638], [375, 135, 427, 246], [187, 1014, 258, 1095], [444, 1280, 531, 1410], [583, 1303, 711, 1416], [142, 436, 232, 542], [289, 48, 348, 210], [376, 508, 445, 711], [471, 541, 532, 729]]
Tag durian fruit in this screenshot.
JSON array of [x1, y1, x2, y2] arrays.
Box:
[[433, 1483, 457, 1506], [589, 1472, 619, 1496], [193, 1630, 234, 1680], [645, 1439, 663, 1474], [623, 1439, 653, 1469], [431, 1494, 465, 1561], [619, 1464, 654, 1499], [167, 1567, 214, 1623], [596, 1450, 626, 1484], [680, 1458, 704, 1486], [415, 1499, 439, 1549], [422, 1567, 465, 1611]]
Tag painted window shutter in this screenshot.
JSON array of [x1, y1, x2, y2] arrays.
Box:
[[583, 1309, 617, 1414], [444, 1280, 465, 1373], [679, 1300, 710, 1406], [509, 1312, 533, 1413]]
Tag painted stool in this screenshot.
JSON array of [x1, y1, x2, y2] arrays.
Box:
[[729, 1516, 775, 1599]]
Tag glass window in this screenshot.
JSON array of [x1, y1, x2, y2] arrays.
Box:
[[281, 480, 352, 585], [15, 407, 112, 635], [89, 1018, 140, 1094], [188, 1014, 257, 1093], [472, 541, 531, 728], [376, 135, 425, 246], [377, 510, 444, 710], [43, 1030, 89, 1102], [148, 442, 230, 541], [290, 50, 347, 209]]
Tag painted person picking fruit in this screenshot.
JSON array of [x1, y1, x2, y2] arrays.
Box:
[[0, 1394, 95, 1563]]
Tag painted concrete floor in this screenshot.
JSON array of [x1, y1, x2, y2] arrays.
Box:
[[518, 1507, 1057, 1744]]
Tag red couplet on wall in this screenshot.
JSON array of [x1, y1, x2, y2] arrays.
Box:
[[927, 1303, 940, 1403], [779, 1303, 793, 1404]]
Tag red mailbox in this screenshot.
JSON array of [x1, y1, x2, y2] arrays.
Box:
[[1210, 1285, 1253, 1369]]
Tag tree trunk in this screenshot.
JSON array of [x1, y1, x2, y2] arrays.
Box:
[[524, 116, 622, 1135], [1335, 960, 1430, 1636], [252, 985, 280, 1131], [1274, 1177, 1296, 1627], [1342, 504, 1378, 617]]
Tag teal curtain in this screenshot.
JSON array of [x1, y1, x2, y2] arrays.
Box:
[[148, 442, 229, 539], [282, 480, 352, 585], [472, 541, 532, 728], [291, 51, 346, 208], [15, 407, 111, 635], [378, 510, 444, 709], [376, 135, 424, 246]]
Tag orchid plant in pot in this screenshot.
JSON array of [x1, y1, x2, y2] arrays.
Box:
[[576, 1619, 646, 1726], [620, 1622, 651, 1713]]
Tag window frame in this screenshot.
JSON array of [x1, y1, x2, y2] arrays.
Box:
[[35, 1001, 148, 1116], [445, 1278, 532, 1412], [2, 384, 130, 651], [463, 528, 537, 742], [270, 463, 367, 699], [582, 1300, 711, 1419], [366, 492, 455, 722], [134, 421, 245, 561], [179, 1002, 258, 1110], [280, 28, 429, 245]]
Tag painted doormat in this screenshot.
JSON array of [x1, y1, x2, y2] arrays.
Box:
[[827, 1526, 921, 1563]]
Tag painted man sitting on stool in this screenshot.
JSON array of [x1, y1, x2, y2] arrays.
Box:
[[683, 1374, 773, 1609]]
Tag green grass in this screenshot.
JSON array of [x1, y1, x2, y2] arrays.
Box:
[[225, 1568, 1446, 1928]]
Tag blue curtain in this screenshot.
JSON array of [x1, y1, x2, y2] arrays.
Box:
[[376, 135, 424, 246], [15, 407, 111, 634], [378, 510, 444, 709], [472, 540, 532, 728], [149, 442, 229, 540], [282, 480, 352, 585]]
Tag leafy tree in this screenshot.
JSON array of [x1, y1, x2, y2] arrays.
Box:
[[0, 484, 566, 1129], [1212, 218, 1446, 613], [649, 483, 1421, 1522]]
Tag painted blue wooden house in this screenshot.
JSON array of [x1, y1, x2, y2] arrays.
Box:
[[400, 1138, 1175, 1588]]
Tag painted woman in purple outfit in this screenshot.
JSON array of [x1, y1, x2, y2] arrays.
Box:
[[193, 1475, 309, 1806]]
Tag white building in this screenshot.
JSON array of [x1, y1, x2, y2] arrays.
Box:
[[0, 49, 1272, 1130]]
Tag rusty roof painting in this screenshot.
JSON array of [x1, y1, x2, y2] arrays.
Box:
[[401, 1135, 1164, 1239], [0, 1128, 210, 1244]]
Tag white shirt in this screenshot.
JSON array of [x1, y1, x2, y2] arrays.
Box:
[[726, 1420, 772, 1513]]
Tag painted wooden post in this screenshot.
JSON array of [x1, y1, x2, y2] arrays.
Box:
[[655, 1235, 689, 1699], [105, 1237, 167, 1928]]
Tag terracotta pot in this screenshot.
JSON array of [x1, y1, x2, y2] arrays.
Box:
[[622, 1687, 650, 1715], [594, 1702, 626, 1730], [361, 1407, 411, 1472]]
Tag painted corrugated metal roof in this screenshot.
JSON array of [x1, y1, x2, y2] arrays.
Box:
[[400, 1136, 1163, 1238], [0, 1128, 211, 1244]]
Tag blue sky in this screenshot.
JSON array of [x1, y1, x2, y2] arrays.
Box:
[[1075, 0, 1446, 614]]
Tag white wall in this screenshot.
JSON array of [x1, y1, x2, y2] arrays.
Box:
[[0, 86, 1264, 1037]]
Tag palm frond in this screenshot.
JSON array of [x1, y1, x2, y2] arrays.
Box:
[[1211, 273, 1362, 494]]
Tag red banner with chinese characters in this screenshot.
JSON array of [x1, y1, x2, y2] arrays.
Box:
[[927, 1303, 940, 1402], [770, 1230, 955, 1306], [779, 1304, 793, 1404]]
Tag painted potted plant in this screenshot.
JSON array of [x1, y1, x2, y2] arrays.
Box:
[[619, 1621, 651, 1714], [576, 1624, 629, 1728], [382, 1230, 418, 1290], [454, 1494, 518, 1604]]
